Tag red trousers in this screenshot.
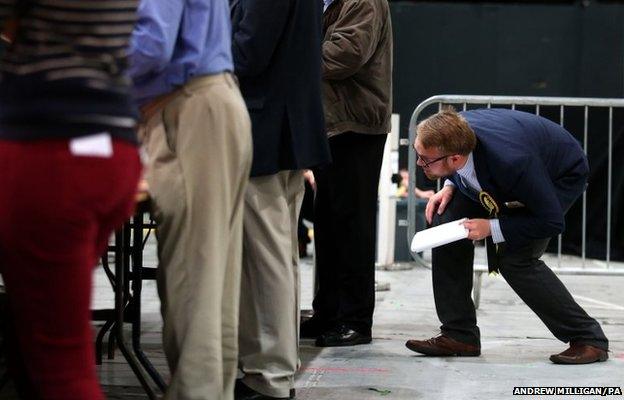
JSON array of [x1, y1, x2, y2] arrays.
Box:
[[0, 138, 141, 399]]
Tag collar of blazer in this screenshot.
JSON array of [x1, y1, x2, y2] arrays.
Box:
[[472, 139, 526, 213], [472, 139, 500, 211]]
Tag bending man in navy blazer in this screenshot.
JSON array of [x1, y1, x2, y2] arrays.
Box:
[[406, 108, 609, 364]]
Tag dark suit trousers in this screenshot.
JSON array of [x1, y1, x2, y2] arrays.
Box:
[[432, 192, 609, 350], [312, 132, 387, 336]]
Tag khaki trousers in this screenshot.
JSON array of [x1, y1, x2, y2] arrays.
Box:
[[239, 171, 305, 398], [141, 73, 252, 400]]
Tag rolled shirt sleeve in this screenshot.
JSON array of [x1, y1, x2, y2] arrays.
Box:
[[444, 179, 456, 188], [489, 218, 505, 244]]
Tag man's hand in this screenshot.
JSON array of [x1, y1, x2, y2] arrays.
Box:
[[463, 219, 491, 241], [425, 185, 454, 224], [303, 169, 316, 191], [136, 178, 150, 202]]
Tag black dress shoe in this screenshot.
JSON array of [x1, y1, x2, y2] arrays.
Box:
[[235, 380, 293, 400], [300, 316, 326, 339], [315, 325, 372, 347]]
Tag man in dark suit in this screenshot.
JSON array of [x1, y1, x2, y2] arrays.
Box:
[[230, 1, 330, 399], [406, 108, 609, 364]]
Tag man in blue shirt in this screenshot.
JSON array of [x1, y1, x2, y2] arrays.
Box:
[[129, 1, 253, 399]]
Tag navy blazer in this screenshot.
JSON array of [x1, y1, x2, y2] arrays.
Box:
[[231, 0, 331, 177], [450, 109, 589, 250]]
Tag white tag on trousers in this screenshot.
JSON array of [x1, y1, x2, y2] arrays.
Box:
[[69, 132, 113, 158]]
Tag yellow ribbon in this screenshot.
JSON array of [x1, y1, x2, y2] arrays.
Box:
[[479, 191, 499, 216]]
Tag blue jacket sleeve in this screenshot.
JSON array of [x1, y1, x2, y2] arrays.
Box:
[[231, 0, 290, 78], [498, 156, 565, 248], [127, 0, 185, 81]]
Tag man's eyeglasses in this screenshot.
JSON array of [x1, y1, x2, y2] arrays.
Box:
[[416, 154, 451, 168]]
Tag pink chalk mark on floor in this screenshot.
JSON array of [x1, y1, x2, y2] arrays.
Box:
[[302, 367, 391, 374]]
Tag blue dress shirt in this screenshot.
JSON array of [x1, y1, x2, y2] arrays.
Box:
[[128, 0, 234, 106], [445, 153, 506, 244]]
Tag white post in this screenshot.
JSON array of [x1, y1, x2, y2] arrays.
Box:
[[376, 114, 400, 267]]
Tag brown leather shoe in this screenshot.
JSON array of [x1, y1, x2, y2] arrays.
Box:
[[405, 334, 480, 356], [550, 343, 608, 364]]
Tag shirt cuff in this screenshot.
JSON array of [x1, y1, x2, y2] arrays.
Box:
[[489, 219, 506, 244], [444, 179, 455, 187]]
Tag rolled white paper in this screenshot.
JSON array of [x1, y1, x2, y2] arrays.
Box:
[[410, 218, 469, 253]]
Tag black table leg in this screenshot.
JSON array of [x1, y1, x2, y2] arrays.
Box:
[[114, 227, 159, 400], [131, 212, 167, 391]]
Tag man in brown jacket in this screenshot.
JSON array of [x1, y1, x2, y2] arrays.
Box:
[[302, 0, 393, 347]]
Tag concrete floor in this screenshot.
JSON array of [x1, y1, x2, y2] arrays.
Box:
[[296, 264, 624, 400], [95, 234, 623, 400], [1, 238, 623, 399]]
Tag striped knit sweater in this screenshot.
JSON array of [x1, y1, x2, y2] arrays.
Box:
[[0, 0, 138, 142]]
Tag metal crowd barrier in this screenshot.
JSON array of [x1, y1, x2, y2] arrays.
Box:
[[404, 95, 624, 308]]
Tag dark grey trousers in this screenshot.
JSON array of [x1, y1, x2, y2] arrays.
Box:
[[431, 192, 609, 350]]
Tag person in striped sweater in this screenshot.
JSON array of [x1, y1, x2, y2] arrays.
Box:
[[0, 1, 141, 399]]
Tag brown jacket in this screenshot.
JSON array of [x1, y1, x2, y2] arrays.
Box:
[[322, 0, 393, 137]]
